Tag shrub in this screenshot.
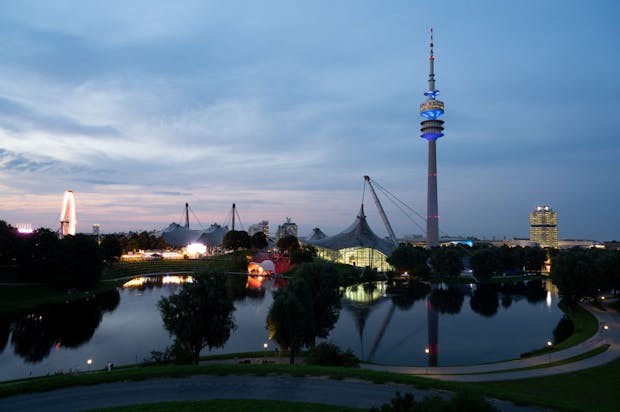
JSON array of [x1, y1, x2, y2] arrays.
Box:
[[305, 342, 359, 367]]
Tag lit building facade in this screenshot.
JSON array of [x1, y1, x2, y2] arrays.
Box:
[[276, 217, 297, 240], [248, 220, 269, 237], [307, 205, 394, 272], [529, 206, 558, 248]]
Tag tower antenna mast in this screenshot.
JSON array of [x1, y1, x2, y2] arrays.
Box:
[[419, 27, 445, 248]]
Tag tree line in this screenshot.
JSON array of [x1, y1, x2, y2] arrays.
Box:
[[551, 247, 620, 306], [0, 220, 174, 288], [0, 221, 102, 288], [387, 243, 548, 280]]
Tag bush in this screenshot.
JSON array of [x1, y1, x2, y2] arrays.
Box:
[[145, 340, 194, 365], [305, 342, 359, 367]]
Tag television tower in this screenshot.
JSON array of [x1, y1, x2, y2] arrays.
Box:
[[419, 28, 445, 248]]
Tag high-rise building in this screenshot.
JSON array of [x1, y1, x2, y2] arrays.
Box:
[[276, 217, 297, 240], [248, 220, 269, 237], [419, 28, 445, 248], [529, 206, 558, 248]]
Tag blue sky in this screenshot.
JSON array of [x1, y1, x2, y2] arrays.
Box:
[[0, 0, 619, 240]]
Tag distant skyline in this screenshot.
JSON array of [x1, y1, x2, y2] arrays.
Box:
[[1, 1, 619, 240]]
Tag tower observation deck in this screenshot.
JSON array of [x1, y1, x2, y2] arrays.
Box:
[[420, 28, 445, 248]]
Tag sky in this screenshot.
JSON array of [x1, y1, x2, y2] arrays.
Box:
[[0, 0, 619, 241]]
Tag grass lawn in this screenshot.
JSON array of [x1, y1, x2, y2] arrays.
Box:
[[86, 399, 363, 412], [0, 282, 119, 315], [474, 357, 620, 412], [2, 358, 620, 412]]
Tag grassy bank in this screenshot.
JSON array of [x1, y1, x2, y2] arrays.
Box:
[[0, 254, 244, 314], [0, 282, 119, 315], [2, 358, 619, 411], [520, 301, 598, 358], [475, 357, 620, 412]]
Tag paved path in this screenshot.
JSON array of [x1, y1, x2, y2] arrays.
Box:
[[0, 375, 549, 412], [362, 302, 620, 381]]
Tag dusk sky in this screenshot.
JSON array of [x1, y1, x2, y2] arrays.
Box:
[[1, 1, 619, 241]]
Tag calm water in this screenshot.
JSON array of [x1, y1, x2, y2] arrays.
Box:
[[0, 276, 562, 381]]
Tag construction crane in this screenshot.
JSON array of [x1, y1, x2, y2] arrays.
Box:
[[364, 176, 399, 248]]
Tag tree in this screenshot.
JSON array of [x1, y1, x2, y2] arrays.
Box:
[[0, 220, 17, 266], [495, 245, 522, 274], [222, 230, 251, 251], [290, 245, 317, 265], [17, 228, 61, 282], [387, 244, 430, 278], [429, 246, 464, 277], [290, 261, 342, 346], [158, 272, 236, 364], [266, 287, 308, 364], [522, 246, 547, 274], [276, 235, 300, 255], [101, 235, 122, 262], [119, 231, 168, 253], [470, 248, 498, 281], [54, 234, 103, 289], [250, 231, 268, 250], [551, 248, 599, 306]]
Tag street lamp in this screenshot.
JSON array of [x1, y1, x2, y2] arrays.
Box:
[[546, 341, 553, 364], [86, 358, 93, 371], [424, 347, 430, 375], [603, 324, 609, 344]]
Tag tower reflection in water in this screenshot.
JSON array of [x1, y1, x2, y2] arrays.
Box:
[[426, 296, 438, 367]]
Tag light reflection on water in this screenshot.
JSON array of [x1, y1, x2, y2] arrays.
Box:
[[0, 276, 562, 381]]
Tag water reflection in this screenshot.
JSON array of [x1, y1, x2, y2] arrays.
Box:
[[8, 289, 121, 363], [243, 275, 267, 300], [0, 276, 562, 380], [122, 275, 194, 289], [470, 284, 500, 317], [339, 279, 558, 367], [429, 286, 465, 315], [0, 317, 9, 352]]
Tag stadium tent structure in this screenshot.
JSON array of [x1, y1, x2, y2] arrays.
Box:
[[307, 205, 395, 271], [162, 223, 228, 249], [306, 227, 327, 243]]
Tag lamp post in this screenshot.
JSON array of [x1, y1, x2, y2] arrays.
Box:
[[603, 324, 609, 344], [546, 341, 553, 364], [424, 347, 430, 375], [86, 358, 93, 372]]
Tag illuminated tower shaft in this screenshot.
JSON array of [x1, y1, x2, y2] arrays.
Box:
[[419, 28, 444, 248], [59, 189, 76, 238]]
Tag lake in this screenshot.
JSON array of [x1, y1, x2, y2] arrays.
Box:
[[0, 275, 562, 381]]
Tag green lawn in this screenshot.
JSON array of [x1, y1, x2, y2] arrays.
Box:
[[474, 357, 620, 412], [0, 282, 118, 315], [2, 358, 619, 412], [87, 399, 363, 412]]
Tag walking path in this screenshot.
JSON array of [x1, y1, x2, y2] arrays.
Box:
[[0, 375, 549, 412], [362, 302, 620, 381]]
